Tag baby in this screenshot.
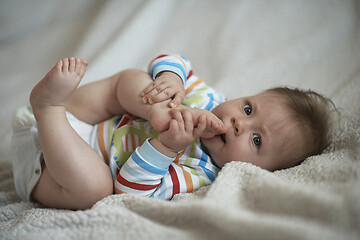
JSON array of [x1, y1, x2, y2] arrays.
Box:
[[12, 54, 333, 210]]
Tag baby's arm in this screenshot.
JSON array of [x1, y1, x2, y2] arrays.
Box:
[[141, 54, 191, 108], [67, 69, 172, 127], [68, 54, 190, 124]]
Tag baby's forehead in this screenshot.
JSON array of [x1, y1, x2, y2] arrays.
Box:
[[268, 117, 303, 154], [261, 106, 301, 148]]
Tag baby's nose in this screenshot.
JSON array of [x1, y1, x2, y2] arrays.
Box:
[[231, 117, 243, 136]]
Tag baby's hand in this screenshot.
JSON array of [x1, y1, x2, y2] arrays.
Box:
[[141, 71, 185, 108], [183, 107, 228, 138], [152, 109, 207, 156]]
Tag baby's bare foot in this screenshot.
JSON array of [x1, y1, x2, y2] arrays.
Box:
[[30, 58, 87, 111], [148, 102, 172, 133]]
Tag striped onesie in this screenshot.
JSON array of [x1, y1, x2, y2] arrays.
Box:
[[96, 54, 226, 199]]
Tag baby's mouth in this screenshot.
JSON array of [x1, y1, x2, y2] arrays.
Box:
[[219, 134, 226, 143]]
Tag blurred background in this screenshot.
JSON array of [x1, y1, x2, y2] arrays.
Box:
[[1, 0, 359, 159]]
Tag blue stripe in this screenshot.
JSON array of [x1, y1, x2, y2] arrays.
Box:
[[123, 162, 146, 180], [198, 144, 215, 181], [131, 151, 168, 175], [202, 168, 216, 182], [199, 155, 207, 167], [204, 93, 214, 110], [199, 143, 208, 167], [157, 181, 167, 199], [149, 180, 167, 199], [151, 61, 186, 82], [180, 55, 189, 62]]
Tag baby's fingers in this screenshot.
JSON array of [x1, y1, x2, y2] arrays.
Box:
[[141, 81, 161, 96], [209, 117, 228, 134], [171, 109, 184, 129], [182, 110, 194, 133], [147, 87, 176, 104], [193, 115, 207, 138], [214, 122, 228, 134], [142, 84, 167, 103], [168, 119, 180, 133]]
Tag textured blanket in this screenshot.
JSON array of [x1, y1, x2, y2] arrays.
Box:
[[1, 1, 359, 239]]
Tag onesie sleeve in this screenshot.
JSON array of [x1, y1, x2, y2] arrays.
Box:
[[114, 138, 219, 200], [114, 138, 176, 197], [148, 54, 192, 85]]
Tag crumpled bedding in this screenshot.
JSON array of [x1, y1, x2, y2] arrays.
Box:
[[0, 1, 359, 239]]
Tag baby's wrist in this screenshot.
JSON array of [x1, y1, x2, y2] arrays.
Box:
[[150, 137, 179, 158], [156, 71, 182, 84]]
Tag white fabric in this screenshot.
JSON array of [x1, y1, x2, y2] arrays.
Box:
[[11, 125, 42, 202], [0, 0, 359, 239]]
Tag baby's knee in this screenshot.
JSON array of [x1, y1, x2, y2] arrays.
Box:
[[78, 176, 114, 208]]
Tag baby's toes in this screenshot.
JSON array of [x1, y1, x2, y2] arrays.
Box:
[[55, 60, 63, 72], [81, 59, 88, 66], [69, 57, 76, 72], [79, 59, 88, 79], [62, 58, 69, 72], [74, 58, 81, 73]]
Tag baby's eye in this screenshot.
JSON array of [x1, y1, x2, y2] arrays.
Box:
[[253, 134, 261, 147], [244, 104, 252, 115]]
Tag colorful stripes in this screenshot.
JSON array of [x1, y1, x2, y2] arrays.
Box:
[[174, 152, 194, 193], [98, 54, 224, 200], [169, 165, 180, 197], [185, 78, 203, 95], [114, 148, 167, 195], [148, 54, 192, 85], [113, 138, 218, 199], [121, 134, 141, 152]]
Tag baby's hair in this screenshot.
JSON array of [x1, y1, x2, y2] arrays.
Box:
[[266, 87, 336, 168]]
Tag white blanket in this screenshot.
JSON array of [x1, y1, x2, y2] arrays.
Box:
[[1, 1, 359, 239]]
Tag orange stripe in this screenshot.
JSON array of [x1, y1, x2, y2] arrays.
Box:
[[173, 152, 193, 193], [173, 151, 184, 164], [114, 187, 125, 194], [131, 135, 136, 151], [175, 55, 187, 73], [175, 163, 194, 193], [98, 122, 109, 165], [125, 135, 129, 152], [185, 78, 202, 95]]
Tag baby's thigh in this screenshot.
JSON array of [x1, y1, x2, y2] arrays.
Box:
[[32, 165, 112, 210]]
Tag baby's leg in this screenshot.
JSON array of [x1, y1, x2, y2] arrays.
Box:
[[30, 58, 113, 209]]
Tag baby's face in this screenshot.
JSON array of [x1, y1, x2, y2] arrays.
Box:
[[202, 92, 302, 171]]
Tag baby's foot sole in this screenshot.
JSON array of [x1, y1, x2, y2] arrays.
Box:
[[148, 102, 173, 133], [30, 58, 88, 110]]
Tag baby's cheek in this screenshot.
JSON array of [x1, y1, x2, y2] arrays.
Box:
[[225, 143, 249, 163]]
